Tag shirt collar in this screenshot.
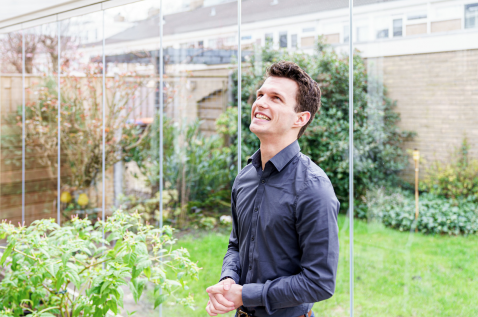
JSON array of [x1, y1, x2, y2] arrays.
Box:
[[247, 140, 301, 172]]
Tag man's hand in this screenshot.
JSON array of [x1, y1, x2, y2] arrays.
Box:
[[205, 278, 240, 316], [206, 283, 243, 316]]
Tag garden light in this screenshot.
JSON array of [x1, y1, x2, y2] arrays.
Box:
[[413, 148, 420, 232]]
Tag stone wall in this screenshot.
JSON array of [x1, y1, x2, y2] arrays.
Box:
[[367, 49, 478, 181]]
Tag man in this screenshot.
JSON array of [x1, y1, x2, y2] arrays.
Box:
[[206, 61, 340, 317]]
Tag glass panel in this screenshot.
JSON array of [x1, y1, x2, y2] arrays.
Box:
[[242, 0, 350, 316], [353, 0, 478, 315], [0, 31, 24, 224], [59, 11, 104, 223], [21, 23, 59, 224], [161, 0, 238, 316], [103, 1, 161, 311]]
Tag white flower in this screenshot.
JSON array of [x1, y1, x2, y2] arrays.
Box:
[[220, 215, 232, 225]]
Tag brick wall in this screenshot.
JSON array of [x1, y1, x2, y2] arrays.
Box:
[[368, 49, 478, 181]]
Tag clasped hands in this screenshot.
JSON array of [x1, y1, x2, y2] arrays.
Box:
[[206, 278, 243, 316]]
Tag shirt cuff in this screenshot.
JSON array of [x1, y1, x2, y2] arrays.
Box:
[[242, 283, 264, 307], [220, 269, 240, 284]]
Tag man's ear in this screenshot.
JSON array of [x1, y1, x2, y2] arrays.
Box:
[[294, 111, 311, 128]]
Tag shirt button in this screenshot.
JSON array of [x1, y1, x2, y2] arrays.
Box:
[[254, 207, 258, 212], [261, 179, 265, 184], [251, 236, 255, 241], [249, 265, 252, 270]]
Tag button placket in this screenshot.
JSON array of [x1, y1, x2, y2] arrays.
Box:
[[246, 174, 267, 283]]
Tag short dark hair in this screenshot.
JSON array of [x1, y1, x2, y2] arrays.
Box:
[[265, 61, 321, 138]]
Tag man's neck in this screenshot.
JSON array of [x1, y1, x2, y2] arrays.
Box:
[[259, 136, 297, 170]]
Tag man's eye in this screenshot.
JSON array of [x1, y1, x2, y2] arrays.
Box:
[[257, 94, 263, 98], [274, 96, 281, 101]]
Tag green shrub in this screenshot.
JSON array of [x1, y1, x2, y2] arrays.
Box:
[[422, 138, 478, 201], [226, 40, 415, 210], [361, 187, 478, 235], [0, 210, 200, 316], [124, 116, 235, 226]]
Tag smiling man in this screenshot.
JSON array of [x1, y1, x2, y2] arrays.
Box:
[[206, 61, 340, 317]]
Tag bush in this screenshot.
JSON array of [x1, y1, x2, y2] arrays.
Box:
[[0, 210, 200, 316], [422, 138, 478, 201], [124, 116, 236, 226], [361, 187, 478, 235], [227, 40, 415, 210]]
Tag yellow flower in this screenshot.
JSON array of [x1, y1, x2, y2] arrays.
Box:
[[60, 192, 72, 203], [77, 193, 89, 207]]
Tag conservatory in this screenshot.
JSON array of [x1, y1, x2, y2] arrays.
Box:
[[0, 0, 477, 316]]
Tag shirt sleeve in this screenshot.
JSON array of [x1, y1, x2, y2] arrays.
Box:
[[220, 187, 242, 284], [242, 176, 340, 313]]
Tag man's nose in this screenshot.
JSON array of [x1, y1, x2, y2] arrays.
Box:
[[254, 97, 269, 109]]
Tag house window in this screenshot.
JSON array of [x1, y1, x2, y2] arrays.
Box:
[[279, 32, 287, 48], [265, 33, 273, 45], [291, 34, 297, 48], [302, 27, 315, 33], [393, 19, 403, 37], [465, 3, 478, 29]]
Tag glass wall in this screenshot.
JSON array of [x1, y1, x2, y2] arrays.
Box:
[[353, 0, 478, 315], [0, 30, 23, 225], [1, 0, 478, 316], [23, 23, 59, 224], [60, 11, 105, 223]]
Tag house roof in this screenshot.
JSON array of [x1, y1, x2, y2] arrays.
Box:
[[105, 0, 398, 45]]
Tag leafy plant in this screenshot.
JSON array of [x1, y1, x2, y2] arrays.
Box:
[[124, 115, 235, 226], [422, 138, 478, 201], [226, 39, 415, 210], [0, 210, 200, 316], [361, 187, 478, 235]]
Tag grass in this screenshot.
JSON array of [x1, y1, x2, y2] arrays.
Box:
[[161, 215, 478, 317]]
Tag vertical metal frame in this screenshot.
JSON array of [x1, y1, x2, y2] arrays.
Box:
[[22, 30, 25, 225], [349, 0, 354, 316], [237, 0, 242, 173], [102, 10, 106, 240], [57, 21, 61, 225], [158, 0, 164, 315]]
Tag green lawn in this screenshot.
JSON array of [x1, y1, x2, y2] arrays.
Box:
[[162, 215, 478, 317]]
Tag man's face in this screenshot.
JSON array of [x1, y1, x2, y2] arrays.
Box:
[[250, 76, 300, 139]]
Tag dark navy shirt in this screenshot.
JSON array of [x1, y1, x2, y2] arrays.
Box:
[[220, 140, 340, 317]]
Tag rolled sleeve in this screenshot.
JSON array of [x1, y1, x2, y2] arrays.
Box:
[[242, 283, 264, 307]]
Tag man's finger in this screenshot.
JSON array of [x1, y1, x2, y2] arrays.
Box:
[[209, 293, 235, 312], [206, 303, 218, 317], [206, 284, 225, 294], [223, 278, 235, 291]]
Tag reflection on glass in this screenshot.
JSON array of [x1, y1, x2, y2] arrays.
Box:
[[353, 0, 478, 315], [23, 23, 59, 224], [0, 32, 23, 223], [59, 12, 104, 222]]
